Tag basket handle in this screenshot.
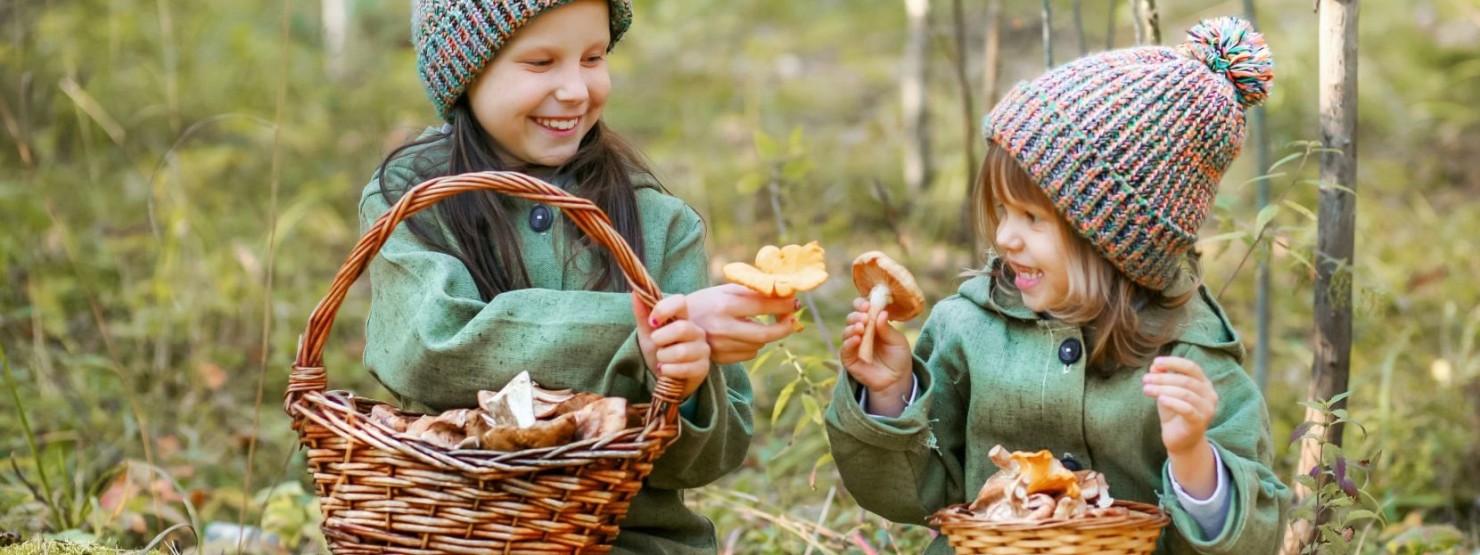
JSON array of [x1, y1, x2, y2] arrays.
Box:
[[287, 171, 684, 426]]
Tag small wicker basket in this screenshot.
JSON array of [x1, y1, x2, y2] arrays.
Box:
[[931, 500, 1170, 555], [284, 171, 684, 554]]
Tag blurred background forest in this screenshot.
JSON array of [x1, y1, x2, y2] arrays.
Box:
[[2, 0, 1479, 553]]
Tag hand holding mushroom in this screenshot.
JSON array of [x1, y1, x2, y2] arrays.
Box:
[[840, 252, 925, 414]]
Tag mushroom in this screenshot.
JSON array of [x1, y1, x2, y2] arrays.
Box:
[[723, 241, 830, 331], [850, 251, 925, 363], [1010, 450, 1081, 498], [478, 371, 537, 428]]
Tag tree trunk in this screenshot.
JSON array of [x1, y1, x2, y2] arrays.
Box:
[[1106, 0, 1119, 49], [983, 0, 1003, 107], [902, 0, 933, 194], [1074, 0, 1088, 56], [1138, 0, 1162, 45], [1243, 0, 1272, 395], [1042, 0, 1054, 68], [322, 0, 349, 80], [949, 0, 977, 243], [1284, 1, 1359, 553]]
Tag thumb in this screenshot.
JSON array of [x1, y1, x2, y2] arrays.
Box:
[[633, 292, 655, 335], [875, 310, 909, 346]]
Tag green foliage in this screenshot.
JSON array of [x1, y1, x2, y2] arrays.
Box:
[[1288, 391, 1386, 555], [3, 0, 1480, 552]]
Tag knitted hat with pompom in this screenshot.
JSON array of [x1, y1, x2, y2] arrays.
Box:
[[982, 17, 1274, 291], [412, 0, 634, 122]]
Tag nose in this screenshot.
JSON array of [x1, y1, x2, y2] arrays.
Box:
[[553, 64, 589, 104], [995, 217, 1023, 252]]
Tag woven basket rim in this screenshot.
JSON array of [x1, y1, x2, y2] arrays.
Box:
[[932, 499, 1170, 533]]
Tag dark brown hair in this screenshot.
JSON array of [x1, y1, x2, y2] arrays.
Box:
[[969, 142, 1198, 374], [374, 99, 654, 301]]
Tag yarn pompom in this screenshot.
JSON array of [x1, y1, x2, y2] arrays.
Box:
[[1183, 16, 1274, 109]]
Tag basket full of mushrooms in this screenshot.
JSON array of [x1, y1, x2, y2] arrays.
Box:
[[930, 445, 1170, 555]]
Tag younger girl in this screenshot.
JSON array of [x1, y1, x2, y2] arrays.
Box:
[[826, 18, 1291, 554], [361, 1, 796, 552]]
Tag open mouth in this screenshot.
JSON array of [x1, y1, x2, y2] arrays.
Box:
[[1009, 262, 1044, 289], [532, 116, 580, 131]]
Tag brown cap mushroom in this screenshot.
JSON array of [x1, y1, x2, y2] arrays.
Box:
[[851, 251, 925, 363]]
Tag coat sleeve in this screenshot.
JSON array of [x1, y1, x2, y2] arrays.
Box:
[[637, 201, 755, 490], [824, 308, 971, 525], [1158, 343, 1292, 554]]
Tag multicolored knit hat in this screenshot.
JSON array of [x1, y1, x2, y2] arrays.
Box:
[[982, 17, 1274, 291], [412, 0, 635, 121]]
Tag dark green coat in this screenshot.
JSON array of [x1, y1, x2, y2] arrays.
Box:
[[358, 130, 753, 554], [826, 263, 1290, 554]]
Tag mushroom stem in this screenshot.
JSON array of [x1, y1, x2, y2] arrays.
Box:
[[860, 284, 892, 363]]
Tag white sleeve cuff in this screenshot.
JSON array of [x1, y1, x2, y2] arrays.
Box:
[[1170, 444, 1233, 540], [857, 374, 920, 418]]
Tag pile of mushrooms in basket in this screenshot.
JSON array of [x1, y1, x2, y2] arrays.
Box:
[[369, 371, 634, 451], [933, 444, 1128, 523]]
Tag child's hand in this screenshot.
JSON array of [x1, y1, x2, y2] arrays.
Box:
[[685, 283, 798, 364], [1144, 356, 1220, 497], [634, 293, 712, 400], [841, 297, 914, 415]]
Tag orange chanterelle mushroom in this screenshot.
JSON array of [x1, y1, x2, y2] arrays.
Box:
[[851, 251, 925, 363], [723, 242, 829, 331], [723, 241, 829, 298]]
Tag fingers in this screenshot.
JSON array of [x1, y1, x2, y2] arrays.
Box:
[[632, 293, 655, 334], [651, 318, 705, 349], [1150, 356, 1206, 379], [648, 294, 689, 326], [1154, 393, 1201, 422], [713, 283, 799, 317]]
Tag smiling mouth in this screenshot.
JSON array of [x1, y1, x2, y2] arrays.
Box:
[[532, 116, 579, 131], [1009, 262, 1043, 282]]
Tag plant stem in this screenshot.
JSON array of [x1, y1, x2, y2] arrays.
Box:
[[1, 343, 64, 526]]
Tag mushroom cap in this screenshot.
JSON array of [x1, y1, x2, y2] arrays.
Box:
[[723, 241, 829, 297], [1010, 450, 1081, 498], [851, 251, 925, 321]]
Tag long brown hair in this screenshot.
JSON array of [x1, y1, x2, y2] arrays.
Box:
[[969, 142, 1198, 374], [374, 98, 654, 301]]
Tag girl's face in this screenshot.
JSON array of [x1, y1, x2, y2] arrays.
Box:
[[993, 195, 1072, 313], [467, 0, 612, 169]]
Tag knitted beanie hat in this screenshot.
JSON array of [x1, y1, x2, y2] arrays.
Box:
[[982, 17, 1274, 291], [412, 0, 635, 122]]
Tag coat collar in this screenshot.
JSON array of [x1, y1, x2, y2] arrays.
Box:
[[957, 256, 1242, 359]]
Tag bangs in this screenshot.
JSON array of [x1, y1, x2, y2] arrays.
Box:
[[975, 142, 1059, 247]]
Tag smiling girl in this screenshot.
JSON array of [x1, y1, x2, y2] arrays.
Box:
[[358, 1, 796, 552], [827, 17, 1291, 554]]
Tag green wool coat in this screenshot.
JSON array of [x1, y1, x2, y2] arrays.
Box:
[[825, 261, 1291, 554], [357, 129, 753, 554]]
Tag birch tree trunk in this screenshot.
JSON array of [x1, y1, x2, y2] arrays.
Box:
[[323, 0, 349, 80], [1283, 1, 1360, 553], [1138, 0, 1162, 45], [983, 0, 1003, 107], [902, 0, 933, 194]]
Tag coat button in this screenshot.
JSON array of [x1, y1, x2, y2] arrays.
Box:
[[529, 205, 553, 233], [1058, 337, 1082, 365], [1060, 454, 1083, 471]]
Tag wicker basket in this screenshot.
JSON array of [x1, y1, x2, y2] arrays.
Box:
[[284, 171, 684, 554], [931, 500, 1170, 555]]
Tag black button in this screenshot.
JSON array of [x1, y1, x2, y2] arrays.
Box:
[[1060, 455, 1083, 471], [529, 205, 552, 232], [1058, 337, 1082, 365]]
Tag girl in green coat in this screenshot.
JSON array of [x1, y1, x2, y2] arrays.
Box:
[[827, 17, 1291, 554], [359, 1, 797, 552]]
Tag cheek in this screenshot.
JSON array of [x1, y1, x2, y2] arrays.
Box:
[[587, 71, 612, 108]]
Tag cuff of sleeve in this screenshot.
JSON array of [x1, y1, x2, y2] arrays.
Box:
[[825, 356, 933, 452], [1169, 444, 1232, 540]]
